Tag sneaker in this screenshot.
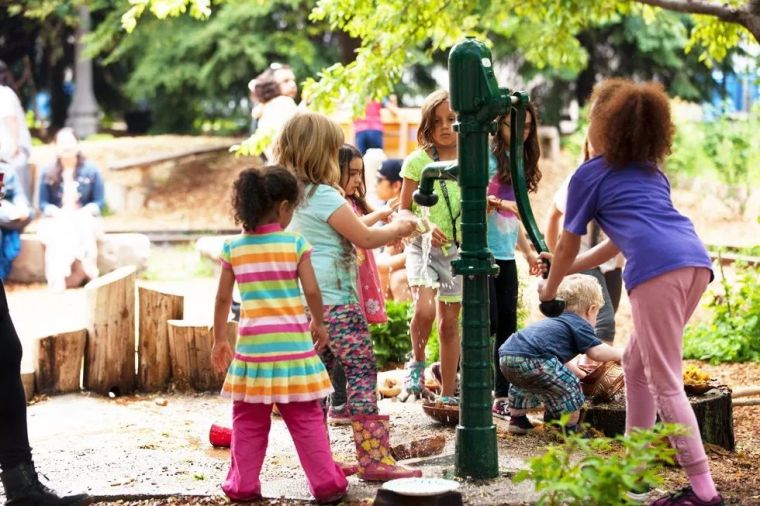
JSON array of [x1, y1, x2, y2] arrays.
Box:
[[649, 487, 724, 506], [508, 415, 535, 434], [626, 485, 652, 504], [328, 404, 351, 425], [492, 398, 510, 420], [439, 395, 459, 406]]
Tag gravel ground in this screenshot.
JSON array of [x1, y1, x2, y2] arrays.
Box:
[[8, 391, 538, 505]]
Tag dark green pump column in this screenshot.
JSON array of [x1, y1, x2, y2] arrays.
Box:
[[413, 37, 532, 479], [449, 38, 507, 479]]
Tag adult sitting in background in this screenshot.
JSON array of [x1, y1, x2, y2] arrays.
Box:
[[0, 169, 33, 279], [251, 63, 298, 161], [0, 60, 33, 203], [37, 128, 105, 291], [374, 158, 411, 302]]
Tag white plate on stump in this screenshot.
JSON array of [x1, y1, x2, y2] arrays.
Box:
[[382, 477, 460, 496]]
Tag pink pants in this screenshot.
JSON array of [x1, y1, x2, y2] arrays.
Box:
[[222, 400, 347, 501], [624, 267, 711, 476]]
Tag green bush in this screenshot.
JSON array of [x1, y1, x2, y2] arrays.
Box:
[[514, 419, 684, 506], [370, 300, 413, 369], [683, 262, 760, 363]]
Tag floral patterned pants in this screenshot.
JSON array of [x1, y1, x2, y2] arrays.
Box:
[[320, 303, 378, 415]]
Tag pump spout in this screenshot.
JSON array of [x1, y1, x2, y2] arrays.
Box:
[[412, 161, 459, 207]]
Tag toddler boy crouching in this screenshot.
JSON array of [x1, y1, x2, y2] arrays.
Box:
[[498, 274, 623, 434]]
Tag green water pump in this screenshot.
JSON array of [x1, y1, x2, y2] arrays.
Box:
[[412, 37, 561, 479]]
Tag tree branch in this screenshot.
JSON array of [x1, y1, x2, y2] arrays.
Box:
[[635, 0, 744, 22], [634, 0, 760, 41]]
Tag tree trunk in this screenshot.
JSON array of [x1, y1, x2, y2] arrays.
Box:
[[35, 329, 87, 395], [167, 320, 236, 392], [137, 286, 184, 392], [83, 265, 137, 396], [583, 387, 735, 451]]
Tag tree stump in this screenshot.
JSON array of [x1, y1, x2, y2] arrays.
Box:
[[83, 265, 137, 396], [167, 320, 236, 392], [137, 286, 184, 392], [21, 372, 35, 402], [583, 386, 735, 451], [35, 329, 87, 395]]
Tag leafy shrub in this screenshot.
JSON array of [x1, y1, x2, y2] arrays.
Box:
[[370, 300, 412, 369], [514, 419, 684, 506], [684, 262, 760, 363]]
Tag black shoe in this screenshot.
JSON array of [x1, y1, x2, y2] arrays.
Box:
[[507, 415, 535, 434], [1, 463, 90, 505]]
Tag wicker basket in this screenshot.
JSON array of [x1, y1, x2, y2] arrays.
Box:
[[580, 361, 625, 403]]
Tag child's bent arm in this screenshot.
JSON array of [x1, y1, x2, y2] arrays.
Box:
[[328, 204, 412, 249], [585, 343, 623, 363], [399, 177, 418, 211], [571, 239, 620, 273], [544, 204, 563, 252], [298, 256, 324, 324]]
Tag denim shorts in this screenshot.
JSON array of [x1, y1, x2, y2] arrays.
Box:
[[499, 355, 585, 417], [405, 237, 462, 303]]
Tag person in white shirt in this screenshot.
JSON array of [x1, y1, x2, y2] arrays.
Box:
[[0, 61, 33, 203]]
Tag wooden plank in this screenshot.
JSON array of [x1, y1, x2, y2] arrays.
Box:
[[109, 145, 232, 172]]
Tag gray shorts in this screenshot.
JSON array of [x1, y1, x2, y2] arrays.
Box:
[[405, 237, 462, 303]]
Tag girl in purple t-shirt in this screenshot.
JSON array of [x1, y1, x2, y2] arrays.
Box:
[[539, 79, 720, 506]]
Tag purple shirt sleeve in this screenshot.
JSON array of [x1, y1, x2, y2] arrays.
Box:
[[563, 173, 596, 236]]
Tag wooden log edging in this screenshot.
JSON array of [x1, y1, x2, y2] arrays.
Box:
[[35, 329, 87, 395], [84, 265, 137, 396], [137, 286, 184, 392]]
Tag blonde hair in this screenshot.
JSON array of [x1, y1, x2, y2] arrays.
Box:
[[557, 274, 604, 314], [417, 89, 450, 150], [273, 112, 344, 187]]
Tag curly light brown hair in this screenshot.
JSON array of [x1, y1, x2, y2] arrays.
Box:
[[587, 79, 674, 169]]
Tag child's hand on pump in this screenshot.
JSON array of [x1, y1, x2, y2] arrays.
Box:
[[486, 195, 519, 215]]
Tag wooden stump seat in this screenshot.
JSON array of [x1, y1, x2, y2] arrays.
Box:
[[583, 386, 735, 451]]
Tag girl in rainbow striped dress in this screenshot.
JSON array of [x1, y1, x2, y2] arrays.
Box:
[[211, 166, 348, 504]]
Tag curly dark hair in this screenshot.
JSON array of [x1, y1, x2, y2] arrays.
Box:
[[338, 143, 371, 215], [491, 102, 542, 192], [588, 79, 674, 169], [232, 166, 301, 230]]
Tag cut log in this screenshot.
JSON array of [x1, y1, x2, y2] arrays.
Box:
[[167, 320, 236, 392], [733, 398, 760, 407], [731, 386, 760, 398], [583, 386, 735, 451], [35, 329, 87, 395], [137, 286, 184, 392], [21, 372, 35, 402], [83, 265, 137, 396]]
